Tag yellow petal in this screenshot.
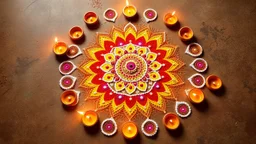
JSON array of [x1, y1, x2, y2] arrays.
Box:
[[114, 81, 125, 91], [104, 53, 115, 62], [147, 52, 157, 61], [100, 62, 113, 72], [113, 47, 124, 56], [150, 61, 162, 71], [102, 73, 115, 82], [125, 43, 136, 53], [125, 83, 136, 94], [149, 72, 161, 81], [137, 81, 147, 92], [137, 47, 148, 55]]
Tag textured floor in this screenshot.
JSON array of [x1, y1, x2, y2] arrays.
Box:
[[0, 0, 255, 144]]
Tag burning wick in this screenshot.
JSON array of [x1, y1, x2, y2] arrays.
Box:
[[67, 96, 72, 101], [172, 11, 176, 16], [169, 119, 173, 123], [128, 126, 132, 131], [86, 115, 91, 120]]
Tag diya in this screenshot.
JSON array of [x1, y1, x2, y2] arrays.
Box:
[[103, 8, 118, 22], [185, 88, 205, 104], [84, 11, 98, 25], [190, 58, 208, 73], [175, 101, 192, 118], [185, 43, 203, 57], [122, 121, 138, 139], [59, 75, 77, 90], [69, 26, 84, 41], [78, 110, 99, 127], [101, 118, 117, 136], [60, 90, 80, 106], [178, 26, 194, 41], [123, 0, 137, 18], [143, 8, 158, 23], [66, 44, 82, 59], [141, 119, 158, 137], [206, 75, 222, 90], [53, 37, 67, 55], [188, 73, 206, 88], [163, 113, 180, 130], [59, 61, 76, 75], [164, 11, 178, 26]]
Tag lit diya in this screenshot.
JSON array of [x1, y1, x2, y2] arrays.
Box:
[[59, 75, 77, 90], [53, 37, 67, 55], [164, 11, 178, 26], [143, 8, 158, 23], [123, 0, 137, 18], [59, 61, 76, 75], [103, 8, 118, 22], [163, 113, 180, 130], [60, 90, 80, 106], [84, 11, 98, 25], [66, 44, 82, 59], [69, 26, 84, 41], [178, 26, 194, 41], [190, 58, 208, 73], [101, 118, 117, 136], [185, 43, 203, 57], [188, 73, 206, 89], [78, 110, 99, 127], [175, 101, 192, 118], [206, 75, 222, 90], [141, 119, 158, 137], [122, 121, 138, 139], [185, 88, 204, 104]]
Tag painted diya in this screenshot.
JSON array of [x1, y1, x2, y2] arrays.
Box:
[[60, 90, 80, 106], [188, 73, 206, 89], [206, 75, 222, 90], [59, 61, 76, 75], [143, 8, 157, 23], [101, 118, 117, 136], [185, 43, 203, 57], [190, 58, 208, 73], [141, 119, 158, 137], [59, 75, 77, 90], [185, 88, 204, 104], [103, 8, 118, 22], [163, 113, 180, 130], [66, 45, 82, 59], [175, 101, 191, 118]]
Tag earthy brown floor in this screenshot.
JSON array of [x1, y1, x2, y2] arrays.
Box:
[[0, 0, 255, 144]]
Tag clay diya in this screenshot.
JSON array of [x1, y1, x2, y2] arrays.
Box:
[[143, 8, 158, 23], [178, 26, 194, 41], [164, 11, 178, 26], [123, 0, 137, 18], [188, 73, 206, 88], [141, 119, 158, 137], [59, 61, 76, 75], [163, 113, 180, 130], [53, 37, 67, 55], [185, 43, 203, 57], [103, 8, 118, 22], [66, 44, 82, 59], [78, 110, 99, 127], [206, 75, 222, 90], [101, 118, 117, 136], [185, 88, 205, 104], [190, 58, 208, 73], [59, 75, 77, 90], [84, 12, 99, 26], [122, 121, 138, 139], [69, 26, 84, 41], [175, 101, 192, 118], [60, 90, 80, 106]]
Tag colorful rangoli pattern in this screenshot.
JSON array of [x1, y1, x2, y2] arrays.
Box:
[[79, 23, 185, 119]]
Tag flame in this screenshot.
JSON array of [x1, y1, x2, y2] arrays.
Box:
[[77, 111, 85, 115], [172, 11, 176, 16], [126, 0, 129, 6], [55, 37, 58, 43]]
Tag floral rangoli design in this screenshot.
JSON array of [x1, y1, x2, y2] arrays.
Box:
[[79, 23, 184, 119]]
